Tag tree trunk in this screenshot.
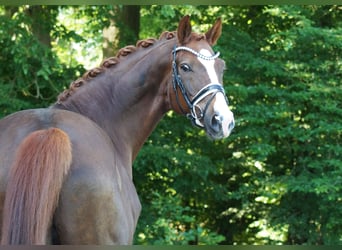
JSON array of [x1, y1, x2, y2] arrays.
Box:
[[120, 5, 140, 45], [102, 5, 140, 59], [102, 11, 118, 58], [25, 6, 56, 48]]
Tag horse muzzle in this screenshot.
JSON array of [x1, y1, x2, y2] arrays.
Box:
[[203, 92, 235, 140]]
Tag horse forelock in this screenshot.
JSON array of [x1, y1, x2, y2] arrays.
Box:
[[194, 33, 206, 42], [179, 32, 207, 46], [56, 32, 177, 104]]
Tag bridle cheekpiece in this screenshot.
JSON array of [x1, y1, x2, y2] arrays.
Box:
[[171, 45, 228, 128]]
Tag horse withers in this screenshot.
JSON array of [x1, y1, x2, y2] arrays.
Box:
[[0, 16, 234, 244]]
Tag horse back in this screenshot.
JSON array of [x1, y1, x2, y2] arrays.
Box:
[[0, 108, 116, 177]]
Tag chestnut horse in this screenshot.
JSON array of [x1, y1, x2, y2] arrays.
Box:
[[0, 16, 234, 244]]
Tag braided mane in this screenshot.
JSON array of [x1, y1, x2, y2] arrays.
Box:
[[56, 31, 177, 104]]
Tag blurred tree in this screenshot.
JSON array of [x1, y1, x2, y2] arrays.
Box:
[[212, 5, 342, 244], [24, 6, 58, 48], [102, 5, 140, 58], [0, 6, 81, 116], [134, 5, 342, 245]]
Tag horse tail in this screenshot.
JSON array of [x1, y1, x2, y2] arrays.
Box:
[[1, 128, 72, 245]]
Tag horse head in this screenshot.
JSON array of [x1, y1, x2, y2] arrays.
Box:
[[168, 15, 235, 139]]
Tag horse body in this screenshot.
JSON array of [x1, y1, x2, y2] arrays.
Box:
[[0, 16, 235, 244], [0, 108, 141, 244]]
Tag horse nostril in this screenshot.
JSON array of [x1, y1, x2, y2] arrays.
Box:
[[211, 114, 222, 132]]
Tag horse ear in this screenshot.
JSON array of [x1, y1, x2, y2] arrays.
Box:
[[205, 18, 222, 46], [177, 15, 192, 45]]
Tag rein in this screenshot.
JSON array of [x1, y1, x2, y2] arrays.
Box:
[[171, 46, 227, 128]]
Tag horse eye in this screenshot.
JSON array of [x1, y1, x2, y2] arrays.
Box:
[[180, 64, 192, 72]]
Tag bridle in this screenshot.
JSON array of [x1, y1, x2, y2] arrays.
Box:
[[171, 45, 228, 128]]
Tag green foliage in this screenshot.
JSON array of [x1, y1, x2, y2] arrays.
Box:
[[0, 6, 83, 117], [53, 6, 115, 68], [214, 5, 342, 244], [135, 5, 342, 245], [134, 118, 228, 245]]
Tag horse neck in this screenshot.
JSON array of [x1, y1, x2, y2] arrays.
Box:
[[54, 39, 175, 174]]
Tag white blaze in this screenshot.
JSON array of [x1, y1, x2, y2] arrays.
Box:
[[198, 49, 219, 84], [197, 49, 235, 137]]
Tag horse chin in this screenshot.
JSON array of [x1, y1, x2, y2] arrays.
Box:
[[205, 129, 225, 140], [205, 127, 231, 140]]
